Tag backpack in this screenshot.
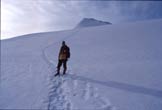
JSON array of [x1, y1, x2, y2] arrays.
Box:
[[59, 46, 70, 59]]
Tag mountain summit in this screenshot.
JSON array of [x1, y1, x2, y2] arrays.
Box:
[[75, 18, 111, 28]]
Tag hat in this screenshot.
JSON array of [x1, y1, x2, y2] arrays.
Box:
[[62, 41, 65, 45]]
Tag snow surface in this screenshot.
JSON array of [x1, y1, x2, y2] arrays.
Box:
[[1, 19, 162, 110]]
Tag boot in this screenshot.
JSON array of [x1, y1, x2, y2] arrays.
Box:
[[55, 72, 60, 77], [55, 69, 60, 76]]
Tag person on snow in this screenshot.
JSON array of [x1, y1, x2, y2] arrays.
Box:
[[55, 41, 70, 76]]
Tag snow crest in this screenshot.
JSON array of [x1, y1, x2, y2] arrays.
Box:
[[76, 18, 111, 28]]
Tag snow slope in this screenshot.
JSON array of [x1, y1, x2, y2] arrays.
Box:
[[1, 19, 162, 110]]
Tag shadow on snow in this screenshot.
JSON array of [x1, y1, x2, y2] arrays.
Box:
[[67, 74, 162, 98]]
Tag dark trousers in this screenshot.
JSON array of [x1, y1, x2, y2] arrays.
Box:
[[57, 59, 67, 74]]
